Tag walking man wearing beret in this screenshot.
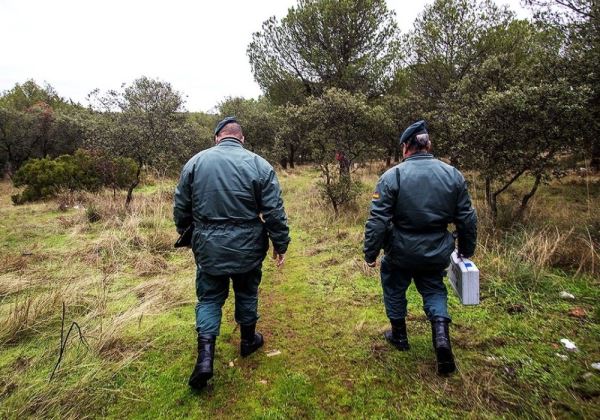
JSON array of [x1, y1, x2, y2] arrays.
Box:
[[363, 120, 477, 375], [174, 117, 290, 389]]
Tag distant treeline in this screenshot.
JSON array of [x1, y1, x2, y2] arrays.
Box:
[[1, 0, 597, 217]]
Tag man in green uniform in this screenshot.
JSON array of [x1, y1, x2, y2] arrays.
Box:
[[363, 120, 477, 375], [174, 117, 290, 389]]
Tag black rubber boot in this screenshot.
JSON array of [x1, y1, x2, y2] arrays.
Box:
[[431, 317, 456, 375], [240, 323, 264, 357], [384, 318, 410, 351], [188, 334, 216, 389]]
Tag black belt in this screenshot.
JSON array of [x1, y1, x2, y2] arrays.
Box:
[[393, 222, 448, 234], [198, 218, 261, 227]]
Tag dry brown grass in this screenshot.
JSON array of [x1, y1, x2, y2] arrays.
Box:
[[0, 291, 64, 344], [0, 181, 184, 351], [0, 182, 192, 419], [282, 165, 600, 277]]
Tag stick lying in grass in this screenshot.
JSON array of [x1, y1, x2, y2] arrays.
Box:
[[49, 302, 89, 382]]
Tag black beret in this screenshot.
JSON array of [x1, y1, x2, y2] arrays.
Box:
[[399, 120, 428, 145], [214, 116, 238, 136]]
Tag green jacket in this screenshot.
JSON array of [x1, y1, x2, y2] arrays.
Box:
[[173, 138, 290, 275], [364, 152, 477, 269]]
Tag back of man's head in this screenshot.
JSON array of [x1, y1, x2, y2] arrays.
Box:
[[406, 133, 431, 152], [217, 122, 244, 142]]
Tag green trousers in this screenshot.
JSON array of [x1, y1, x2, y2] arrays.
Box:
[[380, 256, 450, 321], [195, 265, 262, 336]]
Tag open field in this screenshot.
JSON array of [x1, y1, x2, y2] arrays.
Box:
[[0, 166, 599, 419]]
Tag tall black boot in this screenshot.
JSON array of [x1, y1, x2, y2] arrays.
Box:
[[431, 317, 456, 375], [384, 318, 410, 351], [188, 334, 216, 389], [240, 323, 264, 357]]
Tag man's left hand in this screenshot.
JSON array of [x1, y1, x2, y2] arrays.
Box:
[[272, 249, 286, 268]]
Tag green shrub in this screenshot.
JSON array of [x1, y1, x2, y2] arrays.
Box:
[[12, 158, 70, 203], [11, 149, 138, 204], [317, 172, 362, 214]]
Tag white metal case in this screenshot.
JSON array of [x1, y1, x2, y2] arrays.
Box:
[[447, 250, 480, 305]]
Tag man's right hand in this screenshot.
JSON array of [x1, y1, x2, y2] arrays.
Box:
[[272, 249, 286, 268]]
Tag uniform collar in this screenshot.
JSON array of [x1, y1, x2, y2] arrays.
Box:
[[217, 137, 244, 147], [403, 152, 433, 162]]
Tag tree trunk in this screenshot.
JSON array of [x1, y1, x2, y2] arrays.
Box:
[[394, 146, 400, 163], [280, 156, 288, 169], [337, 151, 350, 177], [3, 160, 13, 179], [125, 164, 142, 208], [485, 177, 497, 221], [4, 144, 14, 179], [516, 174, 542, 219], [289, 144, 295, 169]]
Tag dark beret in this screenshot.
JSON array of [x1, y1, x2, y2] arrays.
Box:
[[399, 120, 428, 145], [214, 116, 238, 136]]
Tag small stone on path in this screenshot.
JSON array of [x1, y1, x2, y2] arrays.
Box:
[[560, 338, 578, 352]]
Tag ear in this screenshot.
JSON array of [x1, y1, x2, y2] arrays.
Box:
[[240, 135, 245, 143]]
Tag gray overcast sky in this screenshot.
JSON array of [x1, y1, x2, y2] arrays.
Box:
[[0, 0, 530, 112]]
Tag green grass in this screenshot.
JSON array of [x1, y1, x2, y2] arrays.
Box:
[[0, 167, 599, 419]]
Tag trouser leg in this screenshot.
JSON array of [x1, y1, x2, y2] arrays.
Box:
[[380, 256, 412, 320], [413, 269, 450, 321], [195, 267, 229, 336], [231, 265, 262, 326], [232, 265, 264, 357]]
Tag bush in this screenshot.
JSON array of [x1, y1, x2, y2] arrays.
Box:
[[317, 170, 362, 214], [12, 158, 70, 203], [11, 150, 138, 204]]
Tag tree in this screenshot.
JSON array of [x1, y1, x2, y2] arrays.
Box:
[[178, 112, 216, 167], [0, 80, 72, 111], [523, 1, 596, 19], [403, 0, 514, 161], [524, 0, 600, 169], [0, 108, 37, 176], [248, 0, 400, 104], [295, 88, 388, 212], [87, 76, 187, 206], [448, 20, 590, 219], [0, 80, 86, 177], [277, 104, 312, 169], [460, 82, 588, 219], [217, 96, 283, 164], [378, 94, 420, 166]]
